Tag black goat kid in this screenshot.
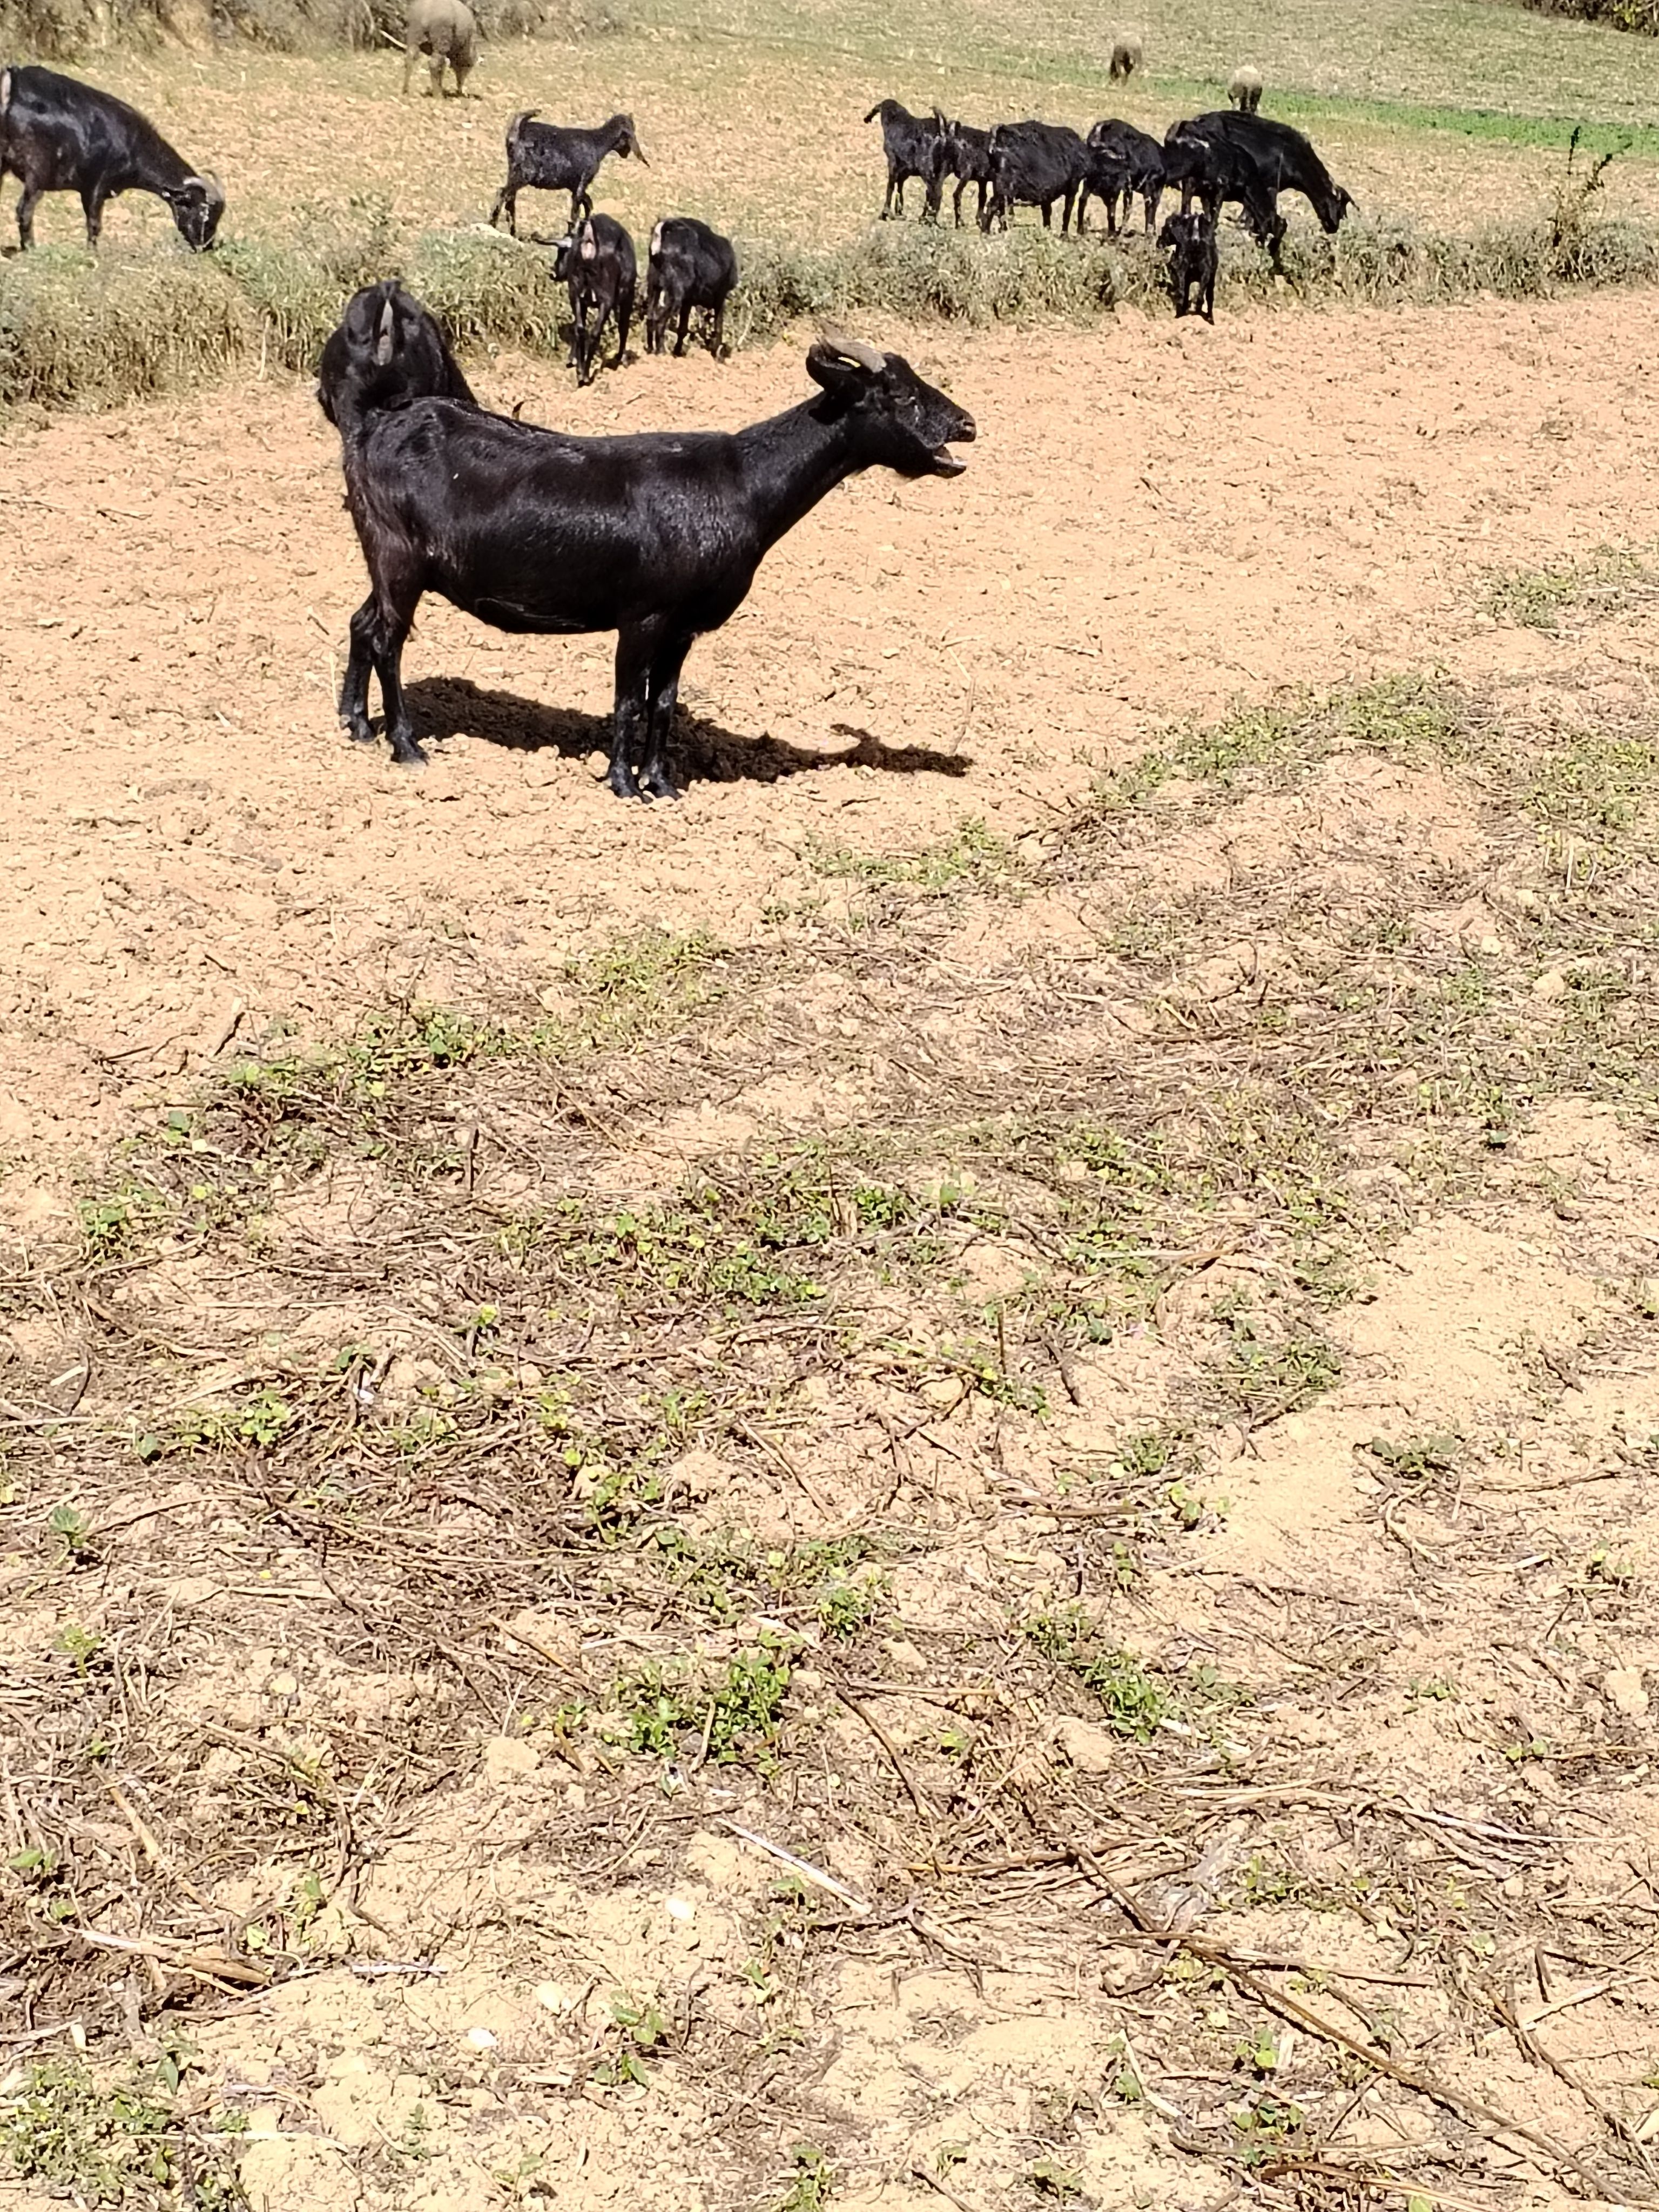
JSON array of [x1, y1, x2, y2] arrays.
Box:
[[318, 284, 975, 800], [489, 111, 645, 237], [0, 64, 223, 251], [1159, 210, 1217, 321], [555, 212, 636, 385]]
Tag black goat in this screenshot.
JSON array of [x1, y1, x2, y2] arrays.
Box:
[[644, 215, 737, 359], [981, 120, 1089, 233], [1159, 210, 1217, 320], [933, 116, 992, 228], [1163, 118, 1282, 257], [1078, 118, 1164, 235], [0, 64, 223, 251], [489, 110, 645, 237], [864, 98, 945, 220], [1168, 111, 1351, 267], [555, 212, 636, 386], [317, 284, 974, 799], [1193, 110, 1352, 235]]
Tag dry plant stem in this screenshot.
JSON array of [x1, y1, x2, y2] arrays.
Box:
[[1226, 1960, 1633, 2202], [827, 1678, 936, 1819]]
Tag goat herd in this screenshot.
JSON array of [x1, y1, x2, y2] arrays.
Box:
[[0, 41, 1350, 800], [867, 91, 1354, 323]]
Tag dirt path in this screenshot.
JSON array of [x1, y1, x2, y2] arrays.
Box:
[[1, 291, 1656, 1210]]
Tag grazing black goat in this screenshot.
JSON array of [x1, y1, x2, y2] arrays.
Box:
[[1195, 110, 1352, 235], [1159, 210, 1217, 320], [864, 98, 945, 220], [981, 120, 1089, 233], [932, 116, 992, 228], [644, 215, 737, 359], [556, 212, 636, 386], [0, 64, 224, 251], [1078, 118, 1164, 235], [1167, 112, 1350, 267], [316, 283, 974, 798], [1163, 118, 1280, 257], [489, 111, 645, 237]]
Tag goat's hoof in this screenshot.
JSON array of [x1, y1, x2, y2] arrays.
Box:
[[342, 717, 377, 747], [390, 740, 429, 768], [640, 771, 682, 802], [606, 767, 642, 800]]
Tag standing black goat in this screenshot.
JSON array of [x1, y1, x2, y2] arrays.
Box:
[[556, 212, 636, 385], [933, 116, 992, 228], [981, 120, 1090, 233], [1078, 118, 1164, 235], [489, 111, 645, 237], [0, 64, 223, 251], [1159, 210, 1217, 320], [644, 216, 738, 359], [316, 282, 974, 799], [864, 98, 945, 220]]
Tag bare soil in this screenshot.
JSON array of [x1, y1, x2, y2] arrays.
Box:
[[1, 294, 1657, 2212]]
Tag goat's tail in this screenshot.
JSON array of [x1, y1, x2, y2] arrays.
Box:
[[505, 107, 537, 145]]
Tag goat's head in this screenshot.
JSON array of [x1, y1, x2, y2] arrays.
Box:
[[165, 171, 225, 251], [1320, 183, 1354, 233], [552, 230, 577, 280], [611, 113, 647, 164], [317, 280, 476, 430], [806, 329, 974, 480]]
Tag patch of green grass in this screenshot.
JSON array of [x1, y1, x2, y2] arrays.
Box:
[[776, 2145, 836, 2212], [2, 2052, 244, 2209], [1526, 725, 1659, 838], [563, 927, 724, 1049], [1212, 1319, 1343, 1425], [611, 1638, 795, 1766], [1485, 544, 1658, 629], [1091, 676, 1467, 813], [133, 1387, 295, 1464], [651, 1528, 885, 1635], [807, 817, 1016, 895], [1028, 1609, 1170, 1738]]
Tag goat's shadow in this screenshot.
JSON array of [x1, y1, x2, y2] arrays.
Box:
[[401, 677, 973, 785]]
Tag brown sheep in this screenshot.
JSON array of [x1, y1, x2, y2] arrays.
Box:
[[1228, 64, 1264, 113], [402, 0, 479, 97]]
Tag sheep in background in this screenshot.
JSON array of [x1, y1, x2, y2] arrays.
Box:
[[403, 0, 479, 97], [1228, 64, 1264, 114], [1109, 31, 1143, 81]]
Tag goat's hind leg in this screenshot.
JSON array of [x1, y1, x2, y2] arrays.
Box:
[[343, 579, 426, 766], [339, 596, 381, 746]]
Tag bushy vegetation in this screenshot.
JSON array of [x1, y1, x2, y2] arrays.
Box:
[[1523, 0, 1659, 31], [4, 177, 1657, 415]]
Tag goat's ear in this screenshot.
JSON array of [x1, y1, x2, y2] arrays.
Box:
[[375, 295, 397, 368]]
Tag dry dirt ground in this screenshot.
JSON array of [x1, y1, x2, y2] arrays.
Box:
[[1, 295, 1657, 2212]]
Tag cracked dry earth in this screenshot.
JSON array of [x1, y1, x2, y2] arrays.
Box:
[[0, 289, 1656, 2212]]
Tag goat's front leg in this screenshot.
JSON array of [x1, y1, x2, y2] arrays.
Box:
[[615, 282, 633, 364], [638, 628, 693, 801], [80, 182, 109, 248]]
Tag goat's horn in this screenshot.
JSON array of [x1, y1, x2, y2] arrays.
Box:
[[817, 324, 887, 372], [375, 295, 397, 367]]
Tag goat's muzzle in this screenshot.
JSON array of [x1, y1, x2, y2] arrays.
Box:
[[930, 413, 975, 476]]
